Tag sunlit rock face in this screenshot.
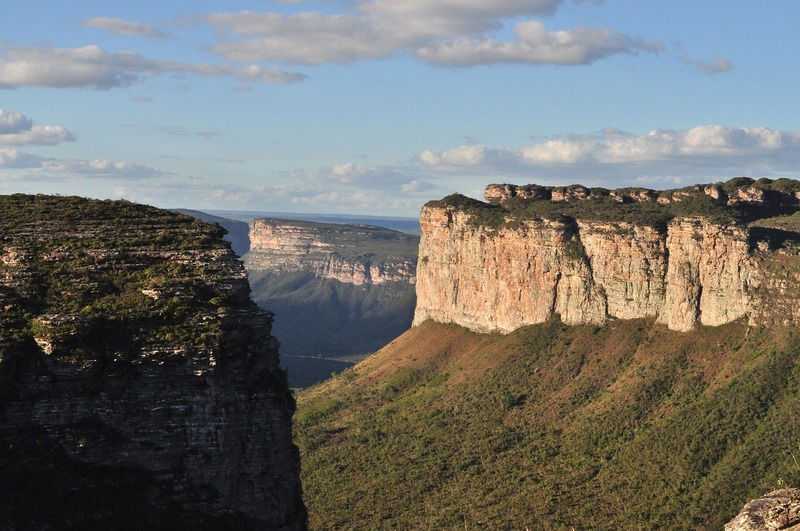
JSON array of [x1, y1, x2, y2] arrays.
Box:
[[414, 180, 800, 334], [247, 218, 417, 286], [0, 195, 306, 530]]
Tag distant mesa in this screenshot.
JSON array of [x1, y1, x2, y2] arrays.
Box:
[[244, 217, 419, 387], [247, 217, 418, 286]]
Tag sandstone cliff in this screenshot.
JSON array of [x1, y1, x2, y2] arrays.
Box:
[[246, 218, 417, 286], [414, 178, 800, 333], [0, 195, 305, 530]]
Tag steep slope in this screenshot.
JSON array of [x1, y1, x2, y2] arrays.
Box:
[[0, 195, 305, 530], [297, 319, 800, 529], [244, 218, 418, 386]]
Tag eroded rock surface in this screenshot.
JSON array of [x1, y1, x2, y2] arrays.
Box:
[[247, 218, 417, 286], [415, 179, 800, 333], [726, 489, 800, 530]]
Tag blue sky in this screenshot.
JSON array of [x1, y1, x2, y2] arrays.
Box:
[[1, 0, 799, 216]]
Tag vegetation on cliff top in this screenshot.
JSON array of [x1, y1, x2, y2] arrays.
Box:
[[0, 194, 249, 359], [296, 319, 800, 529], [426, 177, 800, 231]]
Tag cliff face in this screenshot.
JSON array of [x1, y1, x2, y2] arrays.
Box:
[[0, 195, 305, 530], [247, 218, 417, 286], [414, 179, 800, 333]]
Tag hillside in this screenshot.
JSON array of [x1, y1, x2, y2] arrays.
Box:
[[297, 319, 800, 529], [297, 177, 800, 529], [0, 195, 304, 529]]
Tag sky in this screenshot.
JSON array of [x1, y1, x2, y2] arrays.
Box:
[[1, 0, 799, 217]]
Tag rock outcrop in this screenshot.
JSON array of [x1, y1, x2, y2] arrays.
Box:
[[246, 218, 417, 286], [726, 489, 800, 530], [0, 195, 305, 529], [414, 179, 800, 334]]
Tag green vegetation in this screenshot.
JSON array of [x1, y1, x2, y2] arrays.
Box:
[[0, 194, 245, 360], [428, 178, 800, 232], [297, 319, 800, 529]]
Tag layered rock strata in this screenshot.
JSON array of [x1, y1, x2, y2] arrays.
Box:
[[246, 218, 417, 285], [414, 180, 800, 334], [0, 195, 305, 529]]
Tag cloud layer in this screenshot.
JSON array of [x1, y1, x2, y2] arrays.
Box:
[[0, 109, 75, 145], [199, 0, 656, 66], [420, 125, 800, 181], [0, 45, 306, 90], [0, 148, 165, 179]]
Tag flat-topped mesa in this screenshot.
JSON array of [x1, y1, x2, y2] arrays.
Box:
[[247, 218, 418, 285], [414, 178, 800, 333]]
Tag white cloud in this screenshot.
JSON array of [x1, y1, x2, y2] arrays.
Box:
[[680, 56, 733, 74], [83, 17, 167, 39], [0, 149, 45, 169], [0, 45, 306, 90], [198, 1, 655, 66], [0, 108, 75, 146], [419, 125, 800, 181], [0, 109, 32, 134], [0, 148, 165, 179], [420, 144, 487, 165], [416, 21, 657, 66]]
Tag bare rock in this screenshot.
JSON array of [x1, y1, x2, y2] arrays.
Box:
[[726, 489, 800, 530]]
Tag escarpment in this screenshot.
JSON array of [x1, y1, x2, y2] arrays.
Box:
[[246, 218, 417, 286], [0, 195, 305, 529], [414, 178, 800, 333]]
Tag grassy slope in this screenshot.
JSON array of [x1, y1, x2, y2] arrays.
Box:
[[296, 319, 800, 530]]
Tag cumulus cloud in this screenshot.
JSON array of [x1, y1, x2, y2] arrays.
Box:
[[680, 56, 733, 74], [419, 125, 800, 181], [0, 148, 165, 179], [0, 109, 32, 134], [0, 108, 75, 146], [0, 45, 306, 90], [198, 1, 655, 66], [83, 17, 167, 39]]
